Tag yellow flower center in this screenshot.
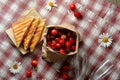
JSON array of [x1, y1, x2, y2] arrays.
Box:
[[13, 64, 18, 69], [49, 1, 54, 7], [102, 37, 108, 43]]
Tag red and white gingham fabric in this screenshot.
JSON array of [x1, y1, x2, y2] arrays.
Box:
[[0, 0, 120, 80]]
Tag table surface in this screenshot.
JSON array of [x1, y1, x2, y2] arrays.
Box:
[[0, 0, 120, 80]]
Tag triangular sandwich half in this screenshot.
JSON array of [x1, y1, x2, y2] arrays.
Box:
[[12, 17, 34, 48], [30, 19, 45, 52]]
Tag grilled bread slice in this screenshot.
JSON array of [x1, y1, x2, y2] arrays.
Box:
[[30, 19, 45, 52], [23, 18, 40, 50], [12, 17, 34, 48]]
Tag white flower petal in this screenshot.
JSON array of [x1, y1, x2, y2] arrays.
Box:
[[104, 44, 107, 47], [108, 40, 112, 43], [100, 42, 103, 47], [106, 33, 109, 38], [18, 62, 21, 65], [102, 42, 105, 47], [109, 38, 113, 41], [54, 4, 57, 7], [106, 42, 110, 47], [98, 39, 102, 43], [101, 43, 104, 47], [99, 34, 103, 38]]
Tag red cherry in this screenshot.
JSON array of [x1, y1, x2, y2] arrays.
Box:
[[50, 43, 56, 49], [67, 32, 72, 37], [51, 29, 58, 36], [69, 37, 75, 44], [69, 3, 76, 10], [74, 11, 82, 19], [31, 60, 38, 67], [55, 38, 61, 43], [26, 71, 32, 77], [59, 39, 65, 46], [71, 45, 76, 51], [55, 43, 61, 49], [63, 65, 70, 71], [60, 49, 66, 54], [62, 73, 69, 80], [65, 41, 71, 49]]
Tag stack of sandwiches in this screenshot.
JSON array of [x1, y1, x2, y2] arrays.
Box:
[[6, 8, 45, 55]]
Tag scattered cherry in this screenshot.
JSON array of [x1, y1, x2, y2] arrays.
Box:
[[26, 71, 32, 77], [62, 73, 69, 80], [74, 11, 82, 19], [51, 29, 58, 36], [31, 60, 38, 67], [63, 65, 70, 71], [69, 3, 76, 11]]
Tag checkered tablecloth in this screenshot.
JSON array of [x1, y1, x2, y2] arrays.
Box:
[[0, 0, 120, 80]]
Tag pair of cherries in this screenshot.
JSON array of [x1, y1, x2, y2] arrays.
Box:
[[26, 60, 38, 77], [69, 3, 82, 19], [61, 65, 70, 80]]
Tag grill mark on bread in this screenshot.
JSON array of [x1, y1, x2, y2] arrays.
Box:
[[23, 18, 40, 50], [12, 17, 34, 48], [14, 27, 28, 36], [30, 19, 45, 52]]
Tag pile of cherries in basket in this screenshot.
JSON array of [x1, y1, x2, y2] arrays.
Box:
[[46, 27, 77, 55]]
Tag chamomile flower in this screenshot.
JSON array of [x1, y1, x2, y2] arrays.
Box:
[[45, 0, 57, 11], [98, 33, 113, 47], [9, 62, 22, 74]]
